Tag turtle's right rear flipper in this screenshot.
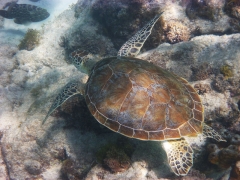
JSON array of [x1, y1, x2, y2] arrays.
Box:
[[42, 81, 85, 125]]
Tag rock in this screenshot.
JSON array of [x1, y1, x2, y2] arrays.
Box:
[[24, 159, 42, 175], [90, 0, 161, 49], [85, 162, 149, 180], [208, 144, 240, 169], [194, 83, 211, 95], [231, 161, 240, 180], [0, 132, 9, 180], [186, 0, 225, 21]]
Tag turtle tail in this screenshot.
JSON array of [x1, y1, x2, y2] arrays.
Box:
[[0, 10, 13, 19]]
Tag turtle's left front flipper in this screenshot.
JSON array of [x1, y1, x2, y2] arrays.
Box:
[[43, 81, 85, 125], [162, 139, 193, 176], [117, 12, 163, 57]]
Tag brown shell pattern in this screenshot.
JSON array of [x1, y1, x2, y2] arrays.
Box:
[[85, 57, 204, 141]]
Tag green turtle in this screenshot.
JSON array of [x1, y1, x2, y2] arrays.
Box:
[[43, 13, 225, 176], [0, 2, 49, 24]]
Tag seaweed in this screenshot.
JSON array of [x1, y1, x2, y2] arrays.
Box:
[[220, 65, 234, 79], [18, 29, 40, 51]]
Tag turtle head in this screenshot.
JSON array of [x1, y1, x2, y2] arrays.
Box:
[[69, 49, 98, 74]]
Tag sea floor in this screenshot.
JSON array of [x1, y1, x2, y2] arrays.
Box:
[[0, 0, 239, 179]]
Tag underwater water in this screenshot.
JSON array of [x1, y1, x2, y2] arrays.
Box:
[[0, 0, 239, 179]]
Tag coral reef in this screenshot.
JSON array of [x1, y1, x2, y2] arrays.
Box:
[[229, 18, 240, 32], [186, 0, 224, 21], [0, 131, 9, 179], [194, 83, 211, 95], [63, 17, 117, 57], [90, 0, 161, 49], [24, 159, 42, 175], [58, 35, 68, 48], [212, 74, 240, 98], [96, 138, 134, 173], [191, 63, 213, 81], [211, 64, 239, 95], [177, 169, 212, 180], [231, 161, 240, 180], [211, 74, 231, 93], [207, 144, 240, 169], [61, 158, 86, 179], [18, 29, 40, 51], [231, 134, 240, 145], [224, 0, 240, 32], [190, 126, 240, 179], [103, 146, 131, 173], [231, 6, 240, 19], [0, 45, 18, 87], [224, 0, 240, 19], [160, 18, 190, 44]]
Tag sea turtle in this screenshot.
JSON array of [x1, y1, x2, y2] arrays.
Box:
[[43, 13, 225, 176]]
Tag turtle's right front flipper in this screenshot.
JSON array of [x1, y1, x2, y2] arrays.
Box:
[[117, 12, 163, 57], [43, 81, 85, 125]]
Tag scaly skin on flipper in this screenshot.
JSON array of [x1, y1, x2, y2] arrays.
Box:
[[43, 81, 85, 124], [117, 12, 163, 57], [202, 123, 226, 142], [162, 139, 193, 176]]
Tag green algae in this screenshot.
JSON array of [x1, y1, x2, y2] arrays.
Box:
[[220, 65, 234, 79], [18, 29, 40, 51]]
